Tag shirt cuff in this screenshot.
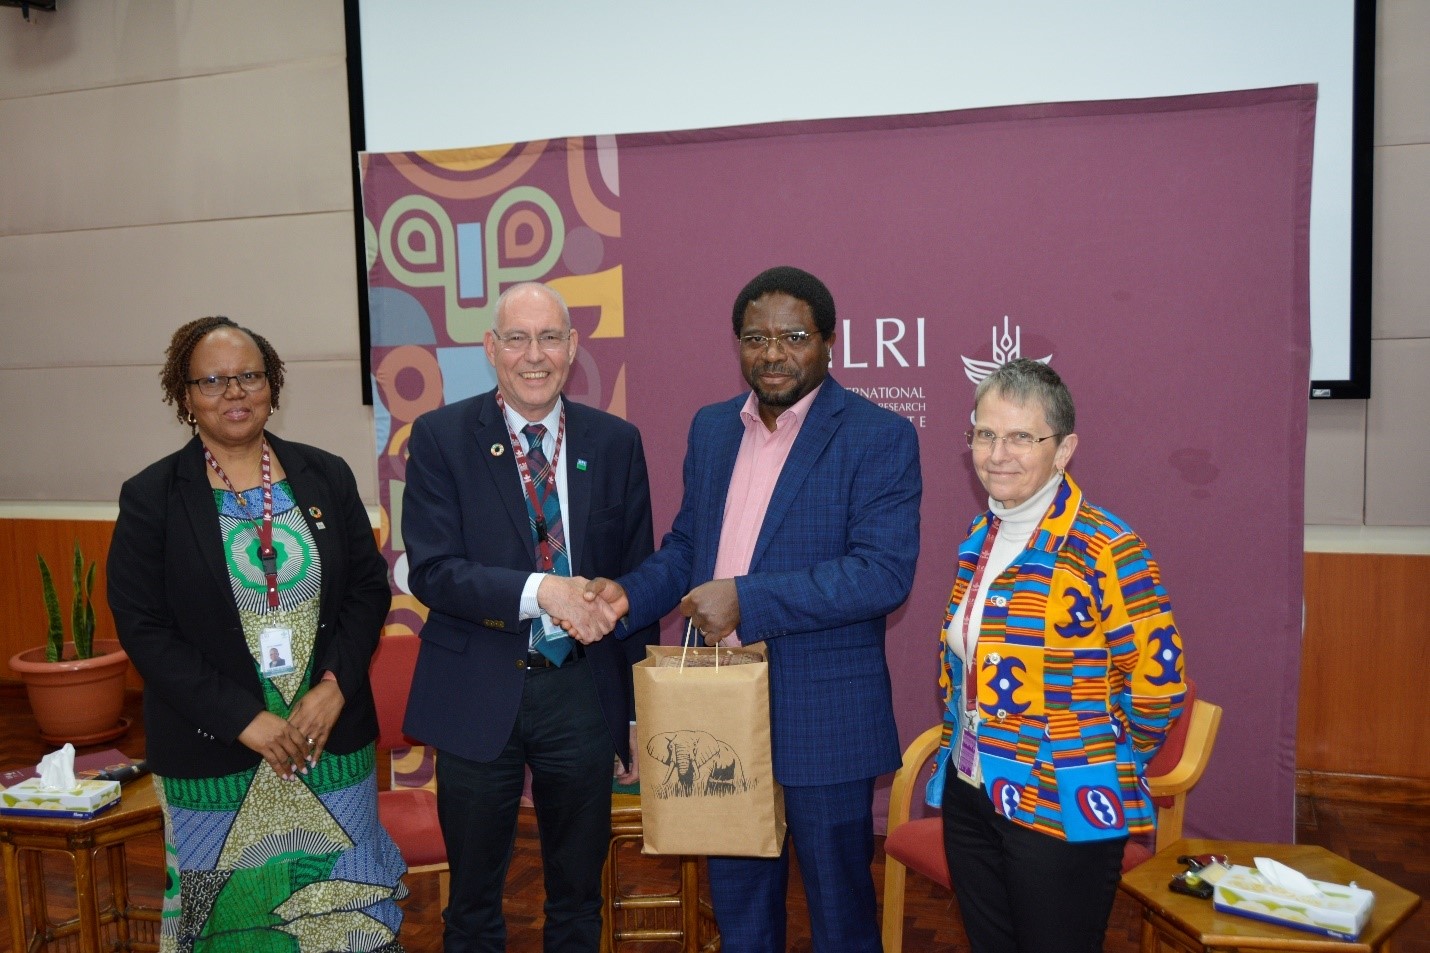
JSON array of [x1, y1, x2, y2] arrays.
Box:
[[519, 572, 545, 620]]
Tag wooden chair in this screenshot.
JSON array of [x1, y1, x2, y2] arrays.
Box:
[[879, 685, 1222, 953], [370, 634, 450, 911], [600, 792, 719, 952]]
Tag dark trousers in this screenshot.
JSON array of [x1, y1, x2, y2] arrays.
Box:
[[941, 768, 1127, 953], [436, 657, 614, 953], [707, 777, 881, 953]]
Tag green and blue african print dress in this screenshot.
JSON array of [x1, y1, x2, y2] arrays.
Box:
[[152, 481, 407, 953]]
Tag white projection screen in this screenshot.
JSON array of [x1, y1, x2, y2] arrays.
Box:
[[346, 0, 1374, 397]]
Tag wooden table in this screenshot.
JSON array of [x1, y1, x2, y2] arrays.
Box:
[[1120, 838, 1422, 952], [0, 779, 162, 953]]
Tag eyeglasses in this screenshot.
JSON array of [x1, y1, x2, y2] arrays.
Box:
[[965, 428, 1062, 451], [738, 330, 817, 351], [187, 372, 269, 396], [492, 330, 571, 353]]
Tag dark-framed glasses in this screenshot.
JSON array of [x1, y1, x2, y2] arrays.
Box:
[[965, 428, 1061, 451], [492, 330, 571, 353], [738, 330, 816, 351], [187, 371, 268, 396]]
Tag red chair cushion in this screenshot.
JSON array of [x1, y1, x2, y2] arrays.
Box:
[[884, 817, 951, 889], [1144, 678, 1197, 809], [378, 787, 447, 867]]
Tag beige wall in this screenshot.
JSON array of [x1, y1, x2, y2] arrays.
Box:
[[1304, 0, 1430, 530], [1, 1, 1426, 530], [0, 1, 375, 503]]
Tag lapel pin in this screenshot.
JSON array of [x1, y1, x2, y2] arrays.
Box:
[[491, 443, 506, 457], [577, 459, 588, 471], [308, 506, 323, 520]]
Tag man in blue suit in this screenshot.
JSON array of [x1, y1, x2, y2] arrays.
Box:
[[402, 282, 656, 953], [589, 266, 922, 953]]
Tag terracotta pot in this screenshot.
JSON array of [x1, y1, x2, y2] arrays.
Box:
[[8, 638, 131, 746]]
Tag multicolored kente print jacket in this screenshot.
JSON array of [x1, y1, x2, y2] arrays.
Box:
[[927, 474, 1186, 842]]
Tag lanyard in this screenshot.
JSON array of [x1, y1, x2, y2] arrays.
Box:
[[495, 393, 566, 572], [958, 516, 1001, 714], [204, 441, 280, 609]]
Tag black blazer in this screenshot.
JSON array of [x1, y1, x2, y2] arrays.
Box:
[[400, 390, 657, 765], [108, 433, 391, 778]]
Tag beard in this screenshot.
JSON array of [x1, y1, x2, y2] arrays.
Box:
[[749, 362, 804, 409]]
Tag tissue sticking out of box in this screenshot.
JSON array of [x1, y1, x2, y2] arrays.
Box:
[[36, 743, 78, 791], [1254, 857, 1324, 898]]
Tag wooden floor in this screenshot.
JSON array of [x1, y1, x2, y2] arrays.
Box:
[[1, 686, 1424, 952]]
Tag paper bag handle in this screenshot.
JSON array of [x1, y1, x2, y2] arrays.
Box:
[[681, 619, 719, 671]]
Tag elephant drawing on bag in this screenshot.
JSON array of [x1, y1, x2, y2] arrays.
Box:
[[647, 730, 749, 798]]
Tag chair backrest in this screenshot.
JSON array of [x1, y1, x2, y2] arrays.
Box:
[[370, 633, 422, 753]]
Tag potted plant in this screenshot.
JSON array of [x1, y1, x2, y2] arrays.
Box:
[[8, 542, 131, 745]]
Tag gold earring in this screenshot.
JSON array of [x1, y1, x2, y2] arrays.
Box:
[[185, 412, 196, 425]]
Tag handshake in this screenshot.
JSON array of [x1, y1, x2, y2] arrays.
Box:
[[540, 576, 743, 647], [539, 575, 629, 644]]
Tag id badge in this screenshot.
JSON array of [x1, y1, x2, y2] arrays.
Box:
[[956, 721, 979, 779], [259, 626, 295, 677]]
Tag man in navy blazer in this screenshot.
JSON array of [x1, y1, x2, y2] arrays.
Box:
[[590, 267, 922, 953], [402, 282, 656, 953]]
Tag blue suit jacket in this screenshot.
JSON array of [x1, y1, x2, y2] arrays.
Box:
[[401, 390, 657, 765], [620, 378, 922, 786]]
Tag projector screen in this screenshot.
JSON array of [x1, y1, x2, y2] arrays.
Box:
[[345, 0, 1373, 397]]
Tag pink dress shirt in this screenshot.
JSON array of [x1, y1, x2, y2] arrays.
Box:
[[711, 384, 824, 644]]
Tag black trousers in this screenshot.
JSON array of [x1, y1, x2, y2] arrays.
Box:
[[436, 657, 614, 953], [941, 768, 1127, 953]]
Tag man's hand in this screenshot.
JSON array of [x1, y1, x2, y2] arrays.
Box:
[[615, 722, 639, 785], [540, 575, 620, 644], [287, 678, 345, 764], [680, 579, 740, 644], [583, 577, 630, 621]]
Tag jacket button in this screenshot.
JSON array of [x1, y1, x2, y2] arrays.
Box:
[[516, 659, 527, 670]]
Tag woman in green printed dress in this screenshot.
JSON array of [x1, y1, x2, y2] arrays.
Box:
[[109, 317, 407, 952]]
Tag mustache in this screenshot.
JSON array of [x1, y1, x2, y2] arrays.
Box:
[[755, 363, 796, 376]]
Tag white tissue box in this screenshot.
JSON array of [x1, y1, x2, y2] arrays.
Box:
[[1213, 863, 1374, 940], [0, 777, 121, 817]]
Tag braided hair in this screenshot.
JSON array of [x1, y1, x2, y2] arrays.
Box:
[[160, 316, 285, 430]]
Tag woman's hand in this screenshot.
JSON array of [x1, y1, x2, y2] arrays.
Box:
[[238, 711, 312, 780], [287, 679, 346, 764]]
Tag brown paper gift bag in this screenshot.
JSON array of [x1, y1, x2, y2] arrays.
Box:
[[633, 643, 786, 857]]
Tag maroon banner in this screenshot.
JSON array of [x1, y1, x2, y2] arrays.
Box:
[[364, 85, 1314, 841]]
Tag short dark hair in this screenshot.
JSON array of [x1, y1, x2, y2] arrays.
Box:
[[730, 266, 836, 339], [160, 316, 285, 428]]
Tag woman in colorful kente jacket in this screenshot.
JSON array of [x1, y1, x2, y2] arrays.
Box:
[[109, 317, 406, 952], [929, 358, 1186, 953]]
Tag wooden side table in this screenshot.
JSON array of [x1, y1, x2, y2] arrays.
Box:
[[601, 793, 720, 953], [1120, 838, 1421, 952], [0, 779, 163, 953]]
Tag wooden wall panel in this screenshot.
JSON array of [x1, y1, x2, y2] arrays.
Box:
[[0, 518, 133, 689], [1297, 551, 1430, 780]]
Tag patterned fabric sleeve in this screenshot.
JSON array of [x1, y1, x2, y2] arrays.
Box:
[[1095, 526, 1186, 769]]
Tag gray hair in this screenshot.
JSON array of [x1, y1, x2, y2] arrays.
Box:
[[494, 282, 571, 329], [974, 358, 1076, 438]]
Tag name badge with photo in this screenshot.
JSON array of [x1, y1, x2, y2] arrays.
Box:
[[259, 626, 295, 677]]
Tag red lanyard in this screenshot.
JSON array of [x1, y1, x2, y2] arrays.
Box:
[[958, 516, 1001, 713], [495, 393, 566, 572], [204, 441, 280, 609]]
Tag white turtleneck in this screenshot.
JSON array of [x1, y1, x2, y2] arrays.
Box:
[[945, 470, 1064, 669]]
